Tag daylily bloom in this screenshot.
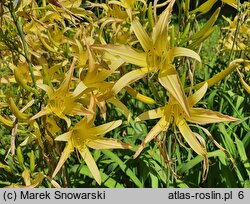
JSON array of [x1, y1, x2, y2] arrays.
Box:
[[93, 0, 201, 117], [52, 117, 131, 185], [134, 83, 239, 179], [30, 60, 92, 127]]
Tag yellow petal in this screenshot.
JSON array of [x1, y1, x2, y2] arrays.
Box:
[[65, 102, 93, 116], [79, 146, 101, 185], [30, 107, 52, 121], [92, 45, 147, 67], [71, 81, 88, 99], [87, 138, 131, 149], [58, 59, 75, 93], [121, 0, 135, 9], [84, 42, 98, 83], [152, 0, 175, 53], [90, 120, 122, 136], [135, 107, 164, 121], [112, 68, 147, 94], [37, 84, 54, 98], [193, 132, 209, 180], [173, 47, 201, 62], [50, 179, 61, 188], [101, 53, 124, 80], [52, 141, 74, 178], [188, 108, 239, 124], [188, 82, 208, 107], [55, 131, 73, 141], [177, 119, 207, 157], [134, 115, 170, 159], [131, 19, 152, 52], [159, 69, 190, 117], [55, 112, 71, 128]]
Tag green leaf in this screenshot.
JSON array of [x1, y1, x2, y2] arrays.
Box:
[[73, 165, 124, 188], [102, 150, 143, 187], [177, 150, 227, 174], [218, 124, 237, 157], [234, 136, 250, 179]]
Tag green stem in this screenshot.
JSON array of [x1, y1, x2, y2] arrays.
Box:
[[8, 2, 37, 89]]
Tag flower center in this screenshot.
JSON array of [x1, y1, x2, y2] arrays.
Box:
[[71, 130, 86, 150], [48, 95, 65, 115]]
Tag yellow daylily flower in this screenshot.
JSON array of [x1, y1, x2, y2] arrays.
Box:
[[30, 61, 92, 127], [52, 118, 131, 185], [134, 83, 239, 180], [93, 0, 201, 117]]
